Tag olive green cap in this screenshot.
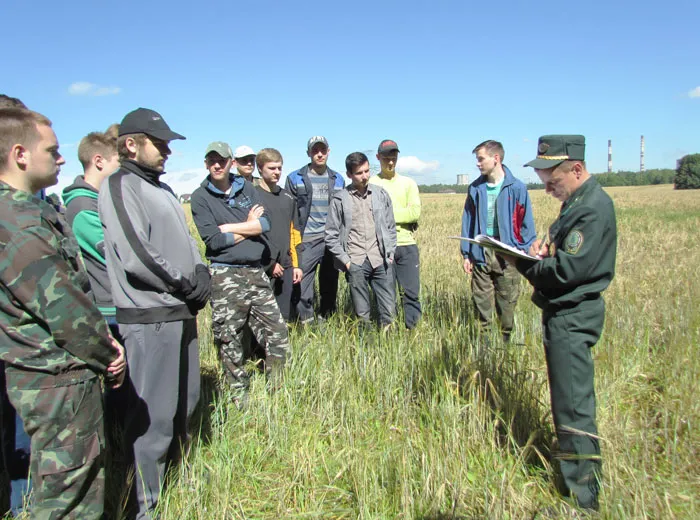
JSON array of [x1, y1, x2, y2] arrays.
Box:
[[524, 135, 585, 169], [204, 141, 233, 159]]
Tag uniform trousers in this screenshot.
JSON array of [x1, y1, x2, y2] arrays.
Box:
[[543, 298, 605, 509]]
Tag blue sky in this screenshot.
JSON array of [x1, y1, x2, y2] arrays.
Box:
[[3, 0, 698, 195]]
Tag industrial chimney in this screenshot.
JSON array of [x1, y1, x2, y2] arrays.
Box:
[[640, 135, 645, 172], [607, 140, 612, 173]]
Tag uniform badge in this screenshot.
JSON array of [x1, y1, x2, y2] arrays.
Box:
[[538, 142, 550, 154], [564, 229, 583, 254]]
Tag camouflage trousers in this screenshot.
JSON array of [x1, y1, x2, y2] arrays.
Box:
[[5, 368, 104, 519], [211, 266, 289, 392], [471, 247, 521, 339]]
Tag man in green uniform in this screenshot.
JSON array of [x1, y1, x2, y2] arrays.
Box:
[[515, 135, 617, 510], [0, 108, 126, 517]]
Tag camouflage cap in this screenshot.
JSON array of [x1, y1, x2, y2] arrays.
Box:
[[204, 141, 233, 159], [524, 135, 585, 169]]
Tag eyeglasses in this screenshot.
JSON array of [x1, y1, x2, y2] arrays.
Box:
[[236, 156, 255, 165]]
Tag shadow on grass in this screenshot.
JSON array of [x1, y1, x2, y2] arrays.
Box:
[[415, 291, 555, 471]]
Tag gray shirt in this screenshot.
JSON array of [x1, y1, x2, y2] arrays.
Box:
[[347, 187, 383, 268]]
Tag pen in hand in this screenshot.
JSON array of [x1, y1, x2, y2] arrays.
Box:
[[536, 231, 549, 258]]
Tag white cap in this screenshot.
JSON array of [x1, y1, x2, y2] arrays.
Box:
[[234, 145, 256, 159]]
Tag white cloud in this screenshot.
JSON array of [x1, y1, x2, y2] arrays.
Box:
[[688, 86, 700, 98], [68, 82, 121, 96], [396, 156, 440, 175], [163, 168, 206, 195]]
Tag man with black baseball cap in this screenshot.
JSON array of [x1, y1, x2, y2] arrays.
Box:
[[285, 136, 345, 324], [370, 139, 423, 329], [515, 135, 617, 511], [98, 108, 210, 519]]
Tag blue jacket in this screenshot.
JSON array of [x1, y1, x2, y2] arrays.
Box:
[[284, 164, 345, 236], [460, 166, 536, 265]]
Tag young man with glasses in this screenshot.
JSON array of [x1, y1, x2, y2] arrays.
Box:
[[98, 108, 210, 519]]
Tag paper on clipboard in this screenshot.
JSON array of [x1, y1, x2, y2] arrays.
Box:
[[449, 235, 538, 261]]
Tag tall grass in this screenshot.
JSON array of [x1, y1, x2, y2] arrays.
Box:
[[144, 186, 699, 518]]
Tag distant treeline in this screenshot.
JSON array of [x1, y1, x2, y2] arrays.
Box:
[[417, 169, 675, 192], [525, 169, 676, 190], [418, 184, 470, 193]]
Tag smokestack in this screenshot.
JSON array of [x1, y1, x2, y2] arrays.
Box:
[[640, 135, 645, 172], [607, 140, 612, 173]]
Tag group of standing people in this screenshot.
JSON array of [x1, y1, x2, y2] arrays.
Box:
[[0, 93, 617, 518]]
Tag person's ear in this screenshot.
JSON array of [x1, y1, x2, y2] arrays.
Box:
[[125, 136, 139, 154], [12, 144, 29, 169]]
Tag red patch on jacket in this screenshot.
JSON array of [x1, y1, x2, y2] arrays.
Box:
[[512, 202, 525, 243]]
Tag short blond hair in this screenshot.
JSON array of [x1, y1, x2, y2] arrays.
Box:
[[256, 148, 283, 170], [78, 124, 119, 169]]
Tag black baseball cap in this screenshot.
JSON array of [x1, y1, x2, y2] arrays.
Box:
[[119, 108, 186, 141], [378, 139, 400, 155]]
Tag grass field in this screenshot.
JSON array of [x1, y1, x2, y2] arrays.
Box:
[[144, 185, 698, 519]]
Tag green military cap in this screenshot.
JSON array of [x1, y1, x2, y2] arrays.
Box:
[[524, 135, 585, 169], [204, 141, 233, 159]]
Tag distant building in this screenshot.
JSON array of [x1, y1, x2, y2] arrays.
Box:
[[179, 193, 191, 203], [438, 188, 456, 194], [457, 174, 469, 185]]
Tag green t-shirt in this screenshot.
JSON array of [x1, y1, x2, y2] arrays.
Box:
[[486, 178, 504, 237]]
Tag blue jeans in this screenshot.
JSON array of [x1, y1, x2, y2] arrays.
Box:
[[346, 258, 396, 327]]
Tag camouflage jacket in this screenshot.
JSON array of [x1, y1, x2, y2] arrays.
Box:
[[0, 181, 117, 386]]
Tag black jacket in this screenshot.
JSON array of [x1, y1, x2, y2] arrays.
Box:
[[191, 175, 271, 267]]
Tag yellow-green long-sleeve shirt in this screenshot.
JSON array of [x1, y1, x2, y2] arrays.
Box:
[[369, 173, 420, 246]]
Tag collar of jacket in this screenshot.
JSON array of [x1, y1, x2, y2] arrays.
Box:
[[201, 173, 245, 198], [348, 184, 374, 197], [300, 164, 338, 180], [561, 176, 596, 214], [473, 164, 517, 189], [121, 160, 163, 187]]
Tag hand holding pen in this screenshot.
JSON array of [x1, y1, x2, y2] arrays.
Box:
[[529, 231, 550, 259]]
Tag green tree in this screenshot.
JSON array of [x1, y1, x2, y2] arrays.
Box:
[[674, 154, 700, 190]]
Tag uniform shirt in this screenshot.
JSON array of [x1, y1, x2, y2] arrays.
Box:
[[369, 173, 420, 246], [517, 177, 617, 313], [0, 181, 116, 383], [346, 187, 383, 269]]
